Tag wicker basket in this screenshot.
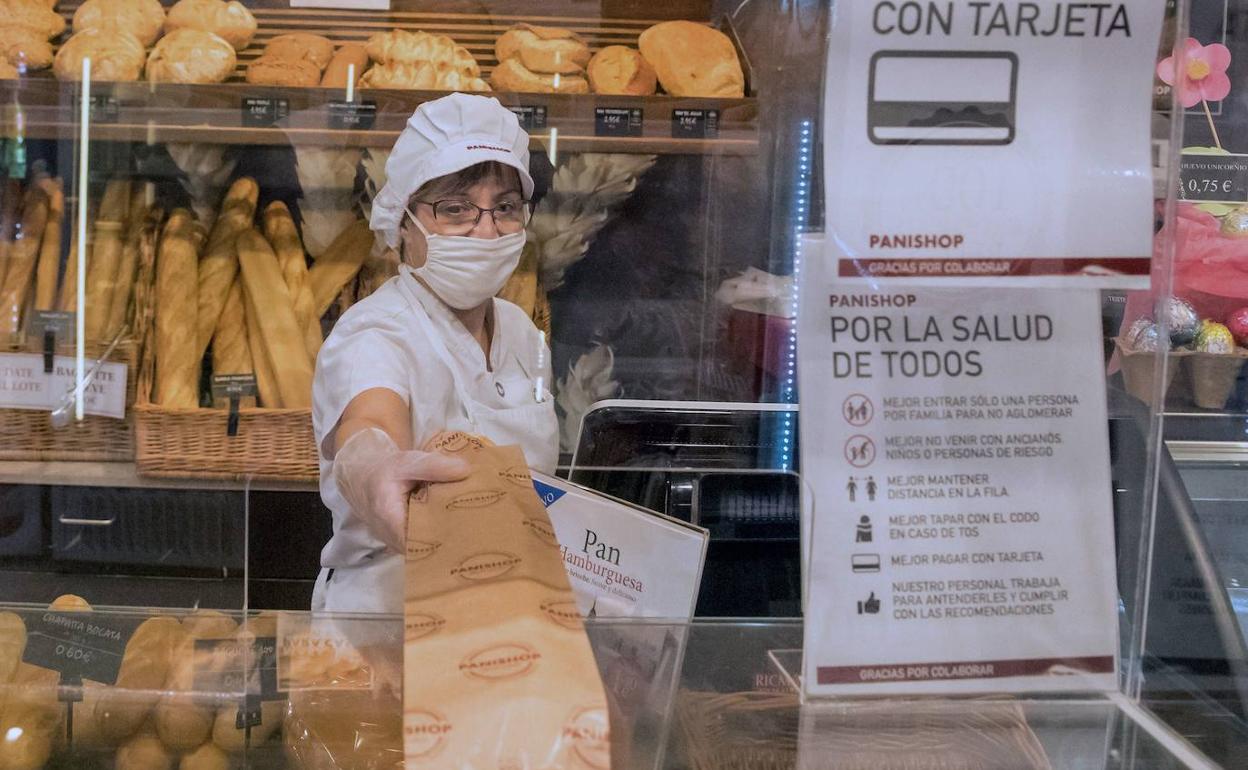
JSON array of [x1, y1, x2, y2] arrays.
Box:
[[133, 363, 319, 482], [0, 338, 138, 462]]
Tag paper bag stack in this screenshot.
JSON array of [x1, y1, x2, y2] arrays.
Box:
[[404, 432, 611, 770]]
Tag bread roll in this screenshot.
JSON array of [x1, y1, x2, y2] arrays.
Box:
[[638, 21, 745, 97], [196, 176, 257, 357], [32, 176, 63, 312], [210, 279, 255, 408], [2, 0, 65, 40], [0, 61, 18, 79], [154, 611, 239, 751], [0, 611, 26, 685], [236, 229, 313, 408], [320, 43, 368, 88], [365, 29, 478, 74], [0, 27, 52, 70], [359, 60, 490, 91], [308, 219, 372, 317], [116, 732, 174, 770], [495, 23, 590, 75], [147, 29, 236, 84], [263, 32, 334, 69], [181, 740, 230, 770], [153, 210, 204, 409], [73, 0, 166, 47], [93, 617, 187, 743], [246, 56, 320, 87], [165, 0, 256, 51], [49, 593, 92, 611], [262, 201, 319, 362], [588, 45, 657, 96], [55, 29, 146, 82], [489, 57, 588, 94], [0, 663, 61, 770]]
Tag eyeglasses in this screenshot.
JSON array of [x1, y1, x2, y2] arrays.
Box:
[[413, 198, 530, 235]]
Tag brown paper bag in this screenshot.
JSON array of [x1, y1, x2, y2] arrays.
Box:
[[404, 432, 612, 770]]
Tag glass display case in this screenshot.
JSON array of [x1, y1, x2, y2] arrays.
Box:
[[0, 0, 1244, 766]]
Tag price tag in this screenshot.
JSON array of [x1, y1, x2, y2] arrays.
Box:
[[594, 107, 643, 138], [86, 95, 120, 124], [328, 100, 378, 130], [212, 373, 257, 437], [241, 97, 290, 128], [671, 109, 719, 139], [22, 612, 143, 685], [192, 635, 282, 727], [29, 310, 74, 373], [1178, 153, 1248, 204], [509, 106, 548, 131]]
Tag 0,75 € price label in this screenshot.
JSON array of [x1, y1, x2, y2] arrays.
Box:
[[1178, 152, 1248, 204]]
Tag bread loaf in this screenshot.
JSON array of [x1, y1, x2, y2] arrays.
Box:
[[73, 0, 166, 47], [495, 23, 590, 75], [490, 57, 588, 94], [358, 61, 489, 91], [154, 611, 238, 751], [116, 732, 175, 770], [263, 32, 334, 69], [153, 210, 204, 408], [32, 176, 63, 311], [0, 27, 52, 70], [2, 0, 66, 39], [262, 201, 319, 362], [308, 219, 372, 317], [587, 46, 657, 96], [93, 617, 187, 742], [236, 229, 313, 408], [210, 279, 255, 408], [147, 29, 236, 84], [0, 181, 49, 339], [321, 43, 368, 88], [366, 29, 478, 73], [637, 21, 745, 97], [165, 0, 257, 51], [55, 29, 146, 82], [196, 176, 258, 357], [246, 56, 320, 87]]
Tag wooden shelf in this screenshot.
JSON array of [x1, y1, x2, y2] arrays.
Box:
[[0, 460, 317, 492], [0, 0, 759, 154]]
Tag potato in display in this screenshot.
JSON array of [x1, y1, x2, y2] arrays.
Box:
[[147, 29, 237, 84], [587, 45, 657, 95], [490, 57, 588, 94], [638, 20, 745, 97], [2, 0, 66, 40], [0, 27, 52, 70], [495, 23, 591, 75], [165, 0, 257, 51], [73, 0, 166, 47]]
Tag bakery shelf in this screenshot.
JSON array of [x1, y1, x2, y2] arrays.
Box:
[[0, 460, 317, 492], [0, 0, 759, 155]]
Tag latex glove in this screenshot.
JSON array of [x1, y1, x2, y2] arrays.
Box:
[[332, 427, 470, 553]]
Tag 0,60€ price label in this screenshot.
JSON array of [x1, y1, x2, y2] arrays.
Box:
[[22, 612, 144, 685], [1178, 153, 1248, 204]]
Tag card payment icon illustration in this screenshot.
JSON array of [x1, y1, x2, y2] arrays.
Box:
[[868, 51, 1018, 146]]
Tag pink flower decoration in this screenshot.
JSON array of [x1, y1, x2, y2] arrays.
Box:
[[1158, 38, 1232, 108]]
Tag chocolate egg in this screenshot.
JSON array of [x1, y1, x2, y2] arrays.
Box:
[[1158, 297, 1200, 345], [1194, 320, 1235, 354], [1125, 318, 1162, 352], [1221, 208, 1248, 238]]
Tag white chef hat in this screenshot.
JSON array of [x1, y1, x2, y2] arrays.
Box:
[[370, 93, 534, 249]]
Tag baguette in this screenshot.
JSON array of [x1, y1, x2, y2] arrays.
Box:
[[244, 280, 281, 408], [0, 178, 20, 292], [236, 229, 313, 408], [102, 182, 155, 338], [83, 219, 124, 340], [197, 176, 258, 356], [262, 201, 320, 362], [32, 176, 63, 311], [57, 226, 79, 312], [320, 42, 368, 88], [153, 210, 205, 408], [0, 181, 50, 339], [210, 278, 255, 408], [308, 219, 372, 317]]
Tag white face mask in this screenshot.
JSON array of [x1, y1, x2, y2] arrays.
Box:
[[403, 209, 526, 310]]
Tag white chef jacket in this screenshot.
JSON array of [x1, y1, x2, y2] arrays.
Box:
[[310, 266, 558, 614]]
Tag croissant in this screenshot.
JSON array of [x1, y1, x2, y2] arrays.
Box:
[[365, 29, 479, 76], [73, 0, 166, 47], [358, 60, 489, 91], [54, 29, 146, 82]]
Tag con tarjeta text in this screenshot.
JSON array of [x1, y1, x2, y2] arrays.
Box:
[[872, 2, 1132, 38]]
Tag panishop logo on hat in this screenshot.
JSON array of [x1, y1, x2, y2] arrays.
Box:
[[466, 144, 510, 153]]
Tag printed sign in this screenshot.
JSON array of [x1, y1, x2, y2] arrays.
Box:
[[241, 97, 290, 128], [211, 373, 258, 400], [671, 109, 720, 139], [823, 0, 1164, 285], [594, 107, 643, 138], [1178, 152, 1248, 203], [0, 352, 127, 419], [328, 100, 378, 131], [798, 285, 1119, 696], [22, 612, 143, 685], [533, 472, 708, 619]]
